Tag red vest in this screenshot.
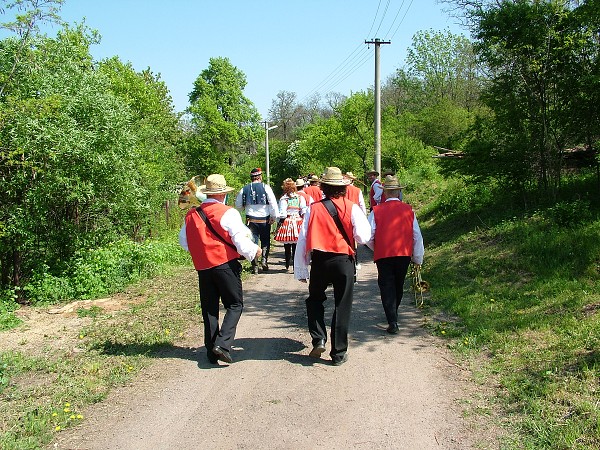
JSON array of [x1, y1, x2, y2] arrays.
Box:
[[297, 190, 310, 206], [185, 203, 240, 270], [372, 200, 414, 261], [345, 184, 362, 206], [304, 185, 322, 203], [306, 197, 355, 255], [369, 179, 382, 209]]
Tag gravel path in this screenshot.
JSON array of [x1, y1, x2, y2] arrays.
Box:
[[53, 243, 479, 449]]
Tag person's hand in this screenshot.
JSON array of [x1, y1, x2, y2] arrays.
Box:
[[255, 248, 262, 260], [412, 262, 421, 268], [269, 217, 275, 225]]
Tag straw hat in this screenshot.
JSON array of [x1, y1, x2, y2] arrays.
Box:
[[366, 169, 379, 176], [382, 175, 406, 190], [344, 172, 357, 180], [199, 174, 235, 194], [320, 167, 350, 186], [295, 178, 305, 187]]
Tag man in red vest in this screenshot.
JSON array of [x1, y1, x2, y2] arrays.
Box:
[[179, 174, 261, 364], [303, 174, 323, 204], [294, 167, 371, 366], [366, 170, 384, 211], [343, 172, 367, 214], [366, 175, 424, 334]]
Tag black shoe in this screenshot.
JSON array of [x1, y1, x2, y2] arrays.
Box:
[[386, 323, 399, 334], [252, 265, 259, 275], [212, 345, 233, 363], [207, 352, 219, 364], [261, 263, 269, 271], [308, 339, 326, 358], [331, 353, 348, 366]]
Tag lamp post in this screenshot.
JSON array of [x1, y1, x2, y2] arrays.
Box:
[[264, 122, 278, 184]]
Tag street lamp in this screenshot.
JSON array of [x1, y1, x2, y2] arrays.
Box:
[[264, 122, 278, 184]]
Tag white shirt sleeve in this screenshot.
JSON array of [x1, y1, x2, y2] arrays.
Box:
[[221, 207, 260, 260], [178, 223, 189, 251], [351, 203, 372, 245], [234, 188, 244, 210], [293, 208, 311, 280], [372, 181, 383, 203], [299, 195, 307, 216], [366, 211, 376, 251], [265, 185, 280, 219], [278, 196, 288, 218], [358, 191, 367, 215], [412, 216, 424, 265]]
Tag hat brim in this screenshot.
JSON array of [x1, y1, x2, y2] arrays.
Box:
[[383, 185, 405, 190], [199, 185, 235, 194], [320, 178, 351, 186]]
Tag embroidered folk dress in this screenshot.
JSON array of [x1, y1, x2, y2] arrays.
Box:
[[275, 193, 305, 244]]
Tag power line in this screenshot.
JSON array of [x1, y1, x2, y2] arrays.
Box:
[[299, 0, 415, 106], [382, 0, 407, 40], [372, 0, 392, 39], [366, 0, 383, 39], [389, 0, 415, 41]]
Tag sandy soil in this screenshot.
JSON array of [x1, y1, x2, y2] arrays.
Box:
[[33, 243, 493, 449]]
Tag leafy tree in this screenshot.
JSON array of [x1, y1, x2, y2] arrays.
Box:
[[296, 91, 374, 177], [0, 0, 64, 97], [406, 28, 482, 109], [268, 90, 300, 141], [186, 57, 263, 175], [97, 57, 185, 238]]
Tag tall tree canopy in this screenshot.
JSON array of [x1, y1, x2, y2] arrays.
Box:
[[0, 3, 185, 299], [186, 57, 263, 176]]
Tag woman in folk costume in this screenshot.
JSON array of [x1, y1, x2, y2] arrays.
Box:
[[275, 178, 307, 273]]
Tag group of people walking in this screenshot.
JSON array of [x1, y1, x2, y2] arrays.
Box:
[[178, 166, 424, 366]]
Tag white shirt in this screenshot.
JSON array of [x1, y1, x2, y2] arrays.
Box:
[[294, 202, 372, 280], [350, 184, 367, 215], [234, 181, 279, 219], [371, 179, 383, 205], [278, 193, 307, 218], [366, 197, 424, 265], [179, 198, 259, 261]]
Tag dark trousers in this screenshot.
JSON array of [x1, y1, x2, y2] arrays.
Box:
[[248, 220, 271, 268], [306, 251, 355, 358], [248, 220, 271, 250], [375, 256, 411, 325], [197, 260, 243, 352], [284, 243, 297, 269]]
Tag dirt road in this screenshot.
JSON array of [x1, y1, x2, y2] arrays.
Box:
[[53, 243, 481, 449]]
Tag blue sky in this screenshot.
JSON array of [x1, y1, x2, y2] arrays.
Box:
[[5, 0, 466, 118]]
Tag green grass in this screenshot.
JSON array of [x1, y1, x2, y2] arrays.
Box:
[[0, 266, 203, 450], [1, 173, 599, 448], [417, 174, 600, 449]]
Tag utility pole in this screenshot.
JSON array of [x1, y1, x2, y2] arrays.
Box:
[[365, 38, 390, 175], [263, 121, 278, 184]]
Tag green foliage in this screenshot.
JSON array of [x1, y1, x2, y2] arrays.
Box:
[[0, 288, 22, 331], [0, 19, 186, 303], [21, 236, 189, 305], [0, 265, 200, 449], [186, 57, 263, 175], [469, 0, 600, 192], [544, 199, 594, 228], [405, 28, 482, 110], [423, 172, 600, 449]]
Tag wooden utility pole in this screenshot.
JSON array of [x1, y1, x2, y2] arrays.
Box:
[[365, 38, 390, 175]]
